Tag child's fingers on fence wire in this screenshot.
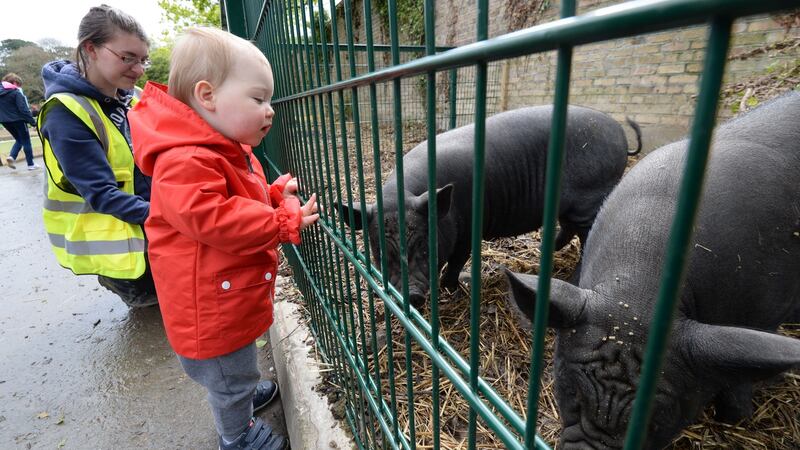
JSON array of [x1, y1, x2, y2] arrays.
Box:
[[301, 213, 320, 231], [283, 177, 299, 197], [300, 194, 320, 230], [301, 193, 319, 217]]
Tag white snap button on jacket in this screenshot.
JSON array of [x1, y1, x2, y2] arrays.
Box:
[[265, 272, 272, 281], [221, 280, 231, 290]]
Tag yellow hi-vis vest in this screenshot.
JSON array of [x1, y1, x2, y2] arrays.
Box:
[[39, 92, 146, 279]]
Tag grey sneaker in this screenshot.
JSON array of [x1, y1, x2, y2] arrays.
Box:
[[218, 417, 287, 450], [6, 156, 15, 169], [27, 163, 42, 170], [253, 380, 279, 413]]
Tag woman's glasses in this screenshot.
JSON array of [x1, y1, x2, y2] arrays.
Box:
[[100, 45, 151, 68]]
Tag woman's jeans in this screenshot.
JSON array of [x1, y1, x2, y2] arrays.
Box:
[[2, 121, 34, 167]]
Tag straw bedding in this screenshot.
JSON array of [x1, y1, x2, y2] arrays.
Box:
[[277, 117, 799, 449]]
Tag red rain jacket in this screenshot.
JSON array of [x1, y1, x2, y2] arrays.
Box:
[[129, 82, 301, 359]]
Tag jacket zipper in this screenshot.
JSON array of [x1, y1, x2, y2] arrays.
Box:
[[242, 149, 269, 203], [242, 149, 254, 173]]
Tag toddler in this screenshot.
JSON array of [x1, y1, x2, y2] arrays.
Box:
[[129, 27, 318, 450]]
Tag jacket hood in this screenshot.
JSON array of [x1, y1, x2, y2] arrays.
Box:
[[0, 81, 18, 96], [41, 60, 134, 104], [129, 81, 251, 177]]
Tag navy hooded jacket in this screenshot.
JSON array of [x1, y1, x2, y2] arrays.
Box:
[[40, 60, 149, 225], [0, 81, 36, 125]]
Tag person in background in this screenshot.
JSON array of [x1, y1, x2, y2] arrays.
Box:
[[38, 5, 158, 308], [0, 73, 38, 170], [129, 27, 319, 450]]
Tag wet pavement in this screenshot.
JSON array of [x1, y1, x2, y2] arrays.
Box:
[[0, 158, 287, 449]]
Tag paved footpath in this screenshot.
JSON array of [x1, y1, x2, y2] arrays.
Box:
[[0, 158, 287, 449]]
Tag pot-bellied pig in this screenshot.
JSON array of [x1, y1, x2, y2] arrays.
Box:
[[340, 105, 641, 306], [505, 91, 800, 449]]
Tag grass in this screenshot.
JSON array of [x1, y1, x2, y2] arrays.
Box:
[[0, 134, 43, 158]]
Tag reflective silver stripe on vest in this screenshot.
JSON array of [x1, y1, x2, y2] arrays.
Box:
[[43, 197, 95, 214], [58, 93, 110, 154], [48, 233, 145, 254]]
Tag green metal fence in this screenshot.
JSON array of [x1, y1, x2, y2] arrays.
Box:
[[222, 0, 799, 448]]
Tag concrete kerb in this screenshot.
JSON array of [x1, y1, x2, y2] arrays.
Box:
[[270, 296, 356, 450]]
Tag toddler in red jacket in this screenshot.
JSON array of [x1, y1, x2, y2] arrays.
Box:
[[129, 27, 318, 450]]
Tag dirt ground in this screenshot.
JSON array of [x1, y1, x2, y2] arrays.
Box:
[[0, 159, 287, 449]]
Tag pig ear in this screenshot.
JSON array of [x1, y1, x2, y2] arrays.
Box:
[[337, 201, 374, 230], [435, 184, 453, 217], [415, 184, 453, 218], [503, 268, 589, 329], [681, 321, 800, 382]]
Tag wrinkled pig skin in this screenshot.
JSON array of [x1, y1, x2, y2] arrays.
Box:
[[506, 91, 800, 449]]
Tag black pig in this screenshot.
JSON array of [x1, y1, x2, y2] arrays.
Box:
[[341, 105, 640, 306], [506, 92, 800, 449]]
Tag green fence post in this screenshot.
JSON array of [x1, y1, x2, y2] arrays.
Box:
[[223, 0, 247, 37], [525, 1, 575, 447], [623, 16, 733, 450], [424, 1, 440, 449], [467, 0, 489, 447], [386, 0, 418, 446], [449, 69, 457, 129]]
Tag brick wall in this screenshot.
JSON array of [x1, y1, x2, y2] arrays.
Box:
[[333, 1, 798, 149], [434, 0, 800, 149]]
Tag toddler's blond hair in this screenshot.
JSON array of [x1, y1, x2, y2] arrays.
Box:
[[168, 27, 268, 105]]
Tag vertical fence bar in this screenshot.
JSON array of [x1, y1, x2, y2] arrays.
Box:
[[357, 0, 393, 445], [301, 0, 336, 390], [387, 0, 417, 447], [224, 0, 247, 37], [322, 0, 366, 438], [423, 0, 440, 449], [623, 16, 733, 450], [524, 1, 576, 446], [361, 0, 404, 444], [291, 1, 340, 406], [342, 0, 375, 443], [309, 0, 342, 342], [303, 1, 360, 440], [467, 0, 489, 446], [449, 69, 457, 129]]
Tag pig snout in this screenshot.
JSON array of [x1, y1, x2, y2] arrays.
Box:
[[389, 272, 429, 308], [561, 423, 622, 450], [408, 286, 427, 308]]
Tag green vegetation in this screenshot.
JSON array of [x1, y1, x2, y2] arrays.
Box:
[[0, 132, 43, 156], [138, 0, 223, 87], [374, 0, 424, 45], [157, 0, 221, 32], [0, 39, 73, 104], [137, 46, 172, 87]]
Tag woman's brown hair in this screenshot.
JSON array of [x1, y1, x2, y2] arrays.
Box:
[[74, 4, 149, 75]]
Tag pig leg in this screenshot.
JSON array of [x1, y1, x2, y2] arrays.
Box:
[[558, 221, 591, 285], [441, 246, 471, 292], [554, 222, 592, 251], [712, 383, 753, 423]]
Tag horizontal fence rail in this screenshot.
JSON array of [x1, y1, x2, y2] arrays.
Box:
[[222, 0, 800, 448]]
